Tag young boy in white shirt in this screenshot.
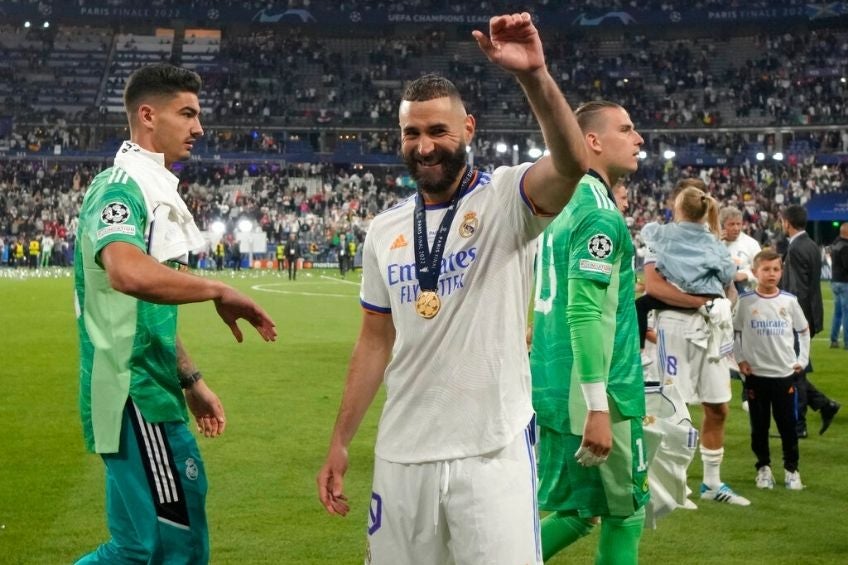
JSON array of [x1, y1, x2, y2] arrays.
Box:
[[734, 249, 810, 491]]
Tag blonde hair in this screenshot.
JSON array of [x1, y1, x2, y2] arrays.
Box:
[[675, 186, 720, 237]]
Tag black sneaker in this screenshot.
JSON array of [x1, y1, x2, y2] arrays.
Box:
[[797, 424, 808, 439], [820, 401, 841, 435], [831, 341, 840, 349]]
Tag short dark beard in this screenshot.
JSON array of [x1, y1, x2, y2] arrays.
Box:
[[404, 143, 468, 196]]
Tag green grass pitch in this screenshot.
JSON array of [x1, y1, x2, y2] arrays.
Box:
[[0, 268, 846, 564]]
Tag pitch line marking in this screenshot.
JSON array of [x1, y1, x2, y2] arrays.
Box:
[[251, 283, 356, 298], [319, 275, 360, 286]]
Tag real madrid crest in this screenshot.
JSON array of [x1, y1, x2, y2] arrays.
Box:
[[458, 212, 479, 238]]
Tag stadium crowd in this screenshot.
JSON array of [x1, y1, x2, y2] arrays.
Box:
[[1, 3, 846, 267], [2, 154, 846, 268], [2, 23, 846, 131]]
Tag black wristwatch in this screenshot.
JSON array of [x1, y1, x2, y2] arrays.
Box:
[[179, 370, 203, 389]]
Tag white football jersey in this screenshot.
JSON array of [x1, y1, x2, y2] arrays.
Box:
[[360, 163, 550, 463], [733, 291, 809, 377], [724, 232, 762, 287]]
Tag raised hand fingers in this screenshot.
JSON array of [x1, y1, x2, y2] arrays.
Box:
[[472, 29, 493, 55], [490, 12, 532, 34]]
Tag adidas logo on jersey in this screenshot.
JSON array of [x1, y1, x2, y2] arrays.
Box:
[[390, 234, 408, 250]]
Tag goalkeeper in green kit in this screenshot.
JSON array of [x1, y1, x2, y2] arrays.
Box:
[[529, 101, 648, 564]]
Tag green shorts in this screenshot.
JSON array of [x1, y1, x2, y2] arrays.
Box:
[[537, 404, 649, 518]]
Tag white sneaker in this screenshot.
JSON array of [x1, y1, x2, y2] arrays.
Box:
[[785, 470, 804, 491], [681, 498, 698, 510], [700, 483, 752, 506], [741, 400, 750, 413], [756, 465, 775, 489]]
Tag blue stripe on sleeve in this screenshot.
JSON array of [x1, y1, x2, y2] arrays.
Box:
[[360, 299, 391, 314]]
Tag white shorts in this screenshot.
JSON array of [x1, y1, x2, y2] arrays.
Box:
[[655, 310, 732, 405], [366, 424, 541, 565]]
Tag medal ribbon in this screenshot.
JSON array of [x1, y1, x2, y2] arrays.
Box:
[[413, 167, 475, 292]]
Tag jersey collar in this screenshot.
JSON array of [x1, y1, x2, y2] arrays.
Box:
[[586, 169, 616, 203]]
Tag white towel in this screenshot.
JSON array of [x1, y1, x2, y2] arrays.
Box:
[[684, 298, 734, 362], [114, 142, 206, 263], [643, 383, 698, 528]]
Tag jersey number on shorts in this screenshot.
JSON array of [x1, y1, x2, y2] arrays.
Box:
[[534, 232, 556, 314], [665, 356, 678, 376], [635, 437, 648, 472]]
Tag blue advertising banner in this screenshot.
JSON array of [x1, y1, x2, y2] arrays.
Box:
[[805, 192, 848, 221]]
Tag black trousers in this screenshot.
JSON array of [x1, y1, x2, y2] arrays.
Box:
[[795, 370, 830, 426], [794, 332, 831, 427], [747, 374, 799, 472]]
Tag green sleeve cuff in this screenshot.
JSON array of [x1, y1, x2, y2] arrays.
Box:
[[566, 277, 607, 384]]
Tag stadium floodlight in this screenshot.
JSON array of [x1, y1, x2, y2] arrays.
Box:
[[495, 142, 508, 154], [23, 21, 31, 28], [42, 21, 49, 29], [662, 149, 676, 160], [237, 219, 253, 233], [465, 145, 472, 154], [755, 152, 765, 161], [773, 152, 784, 161], [210, 220, 225, 235], [512, 144, 519, 151], [842, 77, 847, 84], [638, 150, 647, 160], [528, 147, 543, 159]]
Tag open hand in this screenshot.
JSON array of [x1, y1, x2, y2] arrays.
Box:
[[184, 380, 226, 438], [214, 286, 277, 343], [472, 13, 545, 76]]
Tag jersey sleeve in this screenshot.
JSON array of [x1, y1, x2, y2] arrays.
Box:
[[82, 176, 148, 265], [789, 295, 809, 332], [567, 209, 623, 286], [566, 277, 608, 384], [359, 227, 391, 314], [491, 162, 552, 240]]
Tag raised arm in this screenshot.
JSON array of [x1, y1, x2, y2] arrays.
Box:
[[473, 13, 587, 214], [317, 311, 396, 517]]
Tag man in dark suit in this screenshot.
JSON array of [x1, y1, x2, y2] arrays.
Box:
[[780, 205, 840, 436], [283, 232, 301, 281]]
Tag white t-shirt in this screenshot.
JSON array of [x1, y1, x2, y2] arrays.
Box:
[[360, 163, 549, 463], [733, 290, 810, 378], [724, 232, 761, 287]]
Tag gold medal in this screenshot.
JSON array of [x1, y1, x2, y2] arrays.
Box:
[[415, 291, 441, 319]]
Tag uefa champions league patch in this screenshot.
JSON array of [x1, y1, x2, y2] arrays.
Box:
[[100, 202, 131, 225], [588, 233, 613, 259]]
